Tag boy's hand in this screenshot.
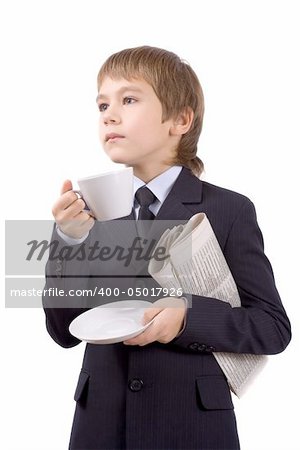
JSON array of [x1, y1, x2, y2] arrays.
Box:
[[123, 297, 187, 346], [52, 180, 95, 239]]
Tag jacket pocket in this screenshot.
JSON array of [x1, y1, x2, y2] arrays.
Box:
[[196, 375, 234, 410], [74, 369, 90, 402]]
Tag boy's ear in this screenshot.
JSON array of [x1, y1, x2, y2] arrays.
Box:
[[170, 107, 194, 136]]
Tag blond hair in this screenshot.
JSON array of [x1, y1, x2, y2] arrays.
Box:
[[97, 46, 205, 176]]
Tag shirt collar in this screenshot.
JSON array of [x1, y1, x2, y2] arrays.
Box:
[[133, 166, 183, 205]]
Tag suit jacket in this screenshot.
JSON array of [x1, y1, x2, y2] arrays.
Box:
[[43, 167, 291, 450]]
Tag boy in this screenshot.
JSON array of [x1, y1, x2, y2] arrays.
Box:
[[43, 46, 291, 450]]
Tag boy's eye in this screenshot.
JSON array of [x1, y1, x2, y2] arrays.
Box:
[[98, 103, 108, 112], [123, 97, 136, 105]]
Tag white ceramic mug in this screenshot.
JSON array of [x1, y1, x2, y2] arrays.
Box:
[[75, 167, 133, 221]]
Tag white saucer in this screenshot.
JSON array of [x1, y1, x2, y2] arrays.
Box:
[[69, 300, 154, 344]]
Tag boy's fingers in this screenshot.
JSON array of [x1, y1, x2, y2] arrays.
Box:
[[60, 179, 73, 195], [55, 199, 87, 225], [142, 307, 162, 325], [52, 191, 80, 217], [83, 214, 96, 230], [124, 321, 157, 346], [62, 212, 95, 235], [75, 211, 95, 229], [62, 197, 86, 217], [141, 298, 185, 326]]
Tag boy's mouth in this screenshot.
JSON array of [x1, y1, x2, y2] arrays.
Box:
[[105, 133, 125, 142]]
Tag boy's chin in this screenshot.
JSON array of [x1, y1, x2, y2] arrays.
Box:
[[105, 152, 135, 166], [105, 149, 129, 164], [109, 156, 130, 165]]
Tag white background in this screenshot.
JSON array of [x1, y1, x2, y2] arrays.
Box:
[[1, 1, 299, 449]]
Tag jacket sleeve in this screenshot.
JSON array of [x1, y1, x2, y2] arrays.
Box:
[[42, 226, 90, 348], [172, 198, 291, 355]]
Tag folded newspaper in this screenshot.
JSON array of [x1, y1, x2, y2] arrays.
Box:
[[148, 213, 267, 397]]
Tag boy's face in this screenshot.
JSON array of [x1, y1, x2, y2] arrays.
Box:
[[97, 77, 180, 175]]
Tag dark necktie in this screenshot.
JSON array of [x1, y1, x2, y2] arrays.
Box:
[[135, 186, 156, 220]]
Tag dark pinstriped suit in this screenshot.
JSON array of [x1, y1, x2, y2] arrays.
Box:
[[43, 167, 291, 450]]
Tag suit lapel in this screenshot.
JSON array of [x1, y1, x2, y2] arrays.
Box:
[[155, 167, 203, 221], [142, 168, 204, 249]]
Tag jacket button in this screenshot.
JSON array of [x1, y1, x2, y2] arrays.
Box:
[[206, 345, 216, 352], [198, 344, 208, 352], [188, 342, 200, 351], [128, 378, 144, 392]]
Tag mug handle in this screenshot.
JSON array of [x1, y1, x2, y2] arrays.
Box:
[[73, 190, 94, 217]]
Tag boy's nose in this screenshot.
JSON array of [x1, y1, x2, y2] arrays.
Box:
[[103, 108, 121, 125]]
